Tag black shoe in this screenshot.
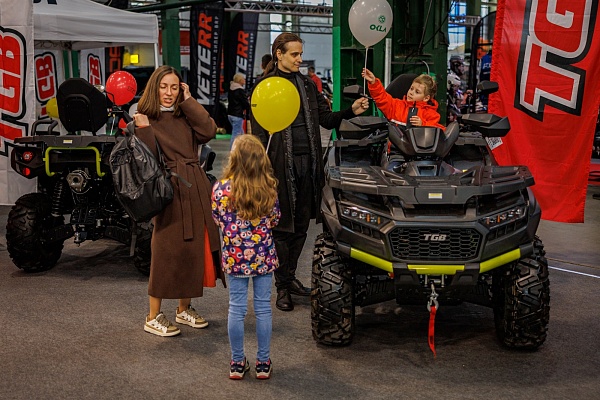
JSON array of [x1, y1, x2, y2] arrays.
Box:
[[276, 289, 294, 311], [289, 279, 310, 297]]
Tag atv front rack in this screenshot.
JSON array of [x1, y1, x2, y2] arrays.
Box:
[[326, 165, 534, 205]]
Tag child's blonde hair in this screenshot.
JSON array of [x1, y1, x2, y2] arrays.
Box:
[[413, 74, 438, 99], [222, 134, 278, 220]]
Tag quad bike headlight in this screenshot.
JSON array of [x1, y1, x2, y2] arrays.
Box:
[[339, 205, 388, 226], [480, 205, 527, 227]]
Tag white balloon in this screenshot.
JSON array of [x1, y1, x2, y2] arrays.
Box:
[[348, 0, 394, 47]]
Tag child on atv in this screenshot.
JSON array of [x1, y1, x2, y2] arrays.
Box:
[[362, 68, 445, 130], [362, 69, 445, 172]]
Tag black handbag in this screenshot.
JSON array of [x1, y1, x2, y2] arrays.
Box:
[[109, 123, 175, 222]]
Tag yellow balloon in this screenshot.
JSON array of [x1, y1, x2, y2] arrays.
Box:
[[251, 77, 300, 134], [46, 97, 59, 119]]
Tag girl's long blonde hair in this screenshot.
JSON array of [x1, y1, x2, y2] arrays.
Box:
[[222, 134, 278, 220]]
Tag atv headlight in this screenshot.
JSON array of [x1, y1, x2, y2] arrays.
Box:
[[480, 205, 527, 227], [339, 205, 388, 226]]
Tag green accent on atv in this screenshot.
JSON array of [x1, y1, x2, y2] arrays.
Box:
[[44, 146, 105, 177], [479, 248, 521, 273], [349, 247, 522, 275], [408, 264, 465, 275], [350, 247, 394, 272]]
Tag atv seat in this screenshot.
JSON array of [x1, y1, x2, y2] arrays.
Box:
[[57, 78, 108, 135], [389, 121, 460, 158]]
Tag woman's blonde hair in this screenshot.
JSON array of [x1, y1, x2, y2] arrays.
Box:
[[137, 65, 184, 120], [232, 73, 246, 84], [222, 134, 278, 220]]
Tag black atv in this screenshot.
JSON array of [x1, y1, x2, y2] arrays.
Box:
[[311, 77, 550, 351], [6, 78, 216, 275]]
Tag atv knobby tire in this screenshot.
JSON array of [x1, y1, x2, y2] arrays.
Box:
[[311, 232, 355, 346], [6, 193, 65, 272], [134, 223, 153, 276], [493, 237, 550, 349]]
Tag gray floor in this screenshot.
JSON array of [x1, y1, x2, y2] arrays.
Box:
[[1, 137, 599, 400]]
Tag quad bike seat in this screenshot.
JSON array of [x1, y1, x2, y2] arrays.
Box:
[[57, 78, 108, 135]]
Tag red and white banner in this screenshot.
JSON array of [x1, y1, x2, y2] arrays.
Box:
[[489, 0, 600, 223], [0, 0, 36, 204]]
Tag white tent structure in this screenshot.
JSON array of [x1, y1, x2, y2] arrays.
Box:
[[33, 0, 159, 65], [0, 0, 160, 205]]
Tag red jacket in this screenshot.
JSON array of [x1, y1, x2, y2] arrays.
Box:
[[368, 78, 445, 130], [310, 74, 323, 93]]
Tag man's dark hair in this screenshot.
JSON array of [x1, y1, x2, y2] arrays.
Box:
[[263, 33, 303, 76]]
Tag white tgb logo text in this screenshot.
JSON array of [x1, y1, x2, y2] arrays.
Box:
[[516, 0, 595, 120]]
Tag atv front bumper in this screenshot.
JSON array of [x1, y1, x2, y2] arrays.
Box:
[[336, 240, 533, 286]]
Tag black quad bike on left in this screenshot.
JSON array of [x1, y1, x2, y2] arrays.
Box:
[[6, 78, 216, 275]]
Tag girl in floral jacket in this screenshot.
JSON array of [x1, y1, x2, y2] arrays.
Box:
[[212, 134, 280, 380]]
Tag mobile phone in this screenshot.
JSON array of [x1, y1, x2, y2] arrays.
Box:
[[406, 106, 418, 128]]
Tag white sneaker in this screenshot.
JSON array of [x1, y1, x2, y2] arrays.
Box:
[[176, 305, 209, 328], [144, 312, 181, 337]]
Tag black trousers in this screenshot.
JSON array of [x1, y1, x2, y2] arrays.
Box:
[[274, 154, 313, 290]]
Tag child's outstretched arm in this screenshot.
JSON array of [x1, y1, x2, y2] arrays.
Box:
[[362, 68, 407, 121]]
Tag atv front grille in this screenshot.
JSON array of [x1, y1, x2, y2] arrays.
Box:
[[388, 227, 481, 261]]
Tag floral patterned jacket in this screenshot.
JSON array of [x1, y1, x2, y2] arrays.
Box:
[[211, 179, 280, 277]]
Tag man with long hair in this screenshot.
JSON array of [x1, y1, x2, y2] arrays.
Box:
[[250, 33, 369, 311]]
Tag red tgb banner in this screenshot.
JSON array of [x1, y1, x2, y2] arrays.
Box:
[[489, 0, 600, 223], [0, 0, 36, 204]]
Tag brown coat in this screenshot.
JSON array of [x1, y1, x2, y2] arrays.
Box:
[[135, 98, 223, 299]]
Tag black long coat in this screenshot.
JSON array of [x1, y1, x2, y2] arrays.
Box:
[[250, 70, 356, 233]]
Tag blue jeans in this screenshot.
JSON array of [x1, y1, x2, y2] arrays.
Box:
[[227, 273, 273, 363], [228, 115, 244, 149]]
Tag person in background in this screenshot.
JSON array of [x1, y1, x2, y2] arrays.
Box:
[[251, 32, 369, 312], [212, 134, 281, 380], [362, 68, 444, 130], [227, 73, 250, 149], [307, 66, 323, 93], [133, 65, 224, 337], [260, 54, 272, 76], [479, 50, 492, 107], [308, 66, 331, 109]]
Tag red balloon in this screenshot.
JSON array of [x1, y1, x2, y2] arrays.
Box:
[[118, 118, 127, 130], [106, 71, 137, 106]]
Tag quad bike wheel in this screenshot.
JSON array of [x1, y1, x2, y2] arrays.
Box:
[[6, 193, 65, 272], [133, 222, 153, 276], [311, 232, 355, 346], [492, 237, 550, 349]]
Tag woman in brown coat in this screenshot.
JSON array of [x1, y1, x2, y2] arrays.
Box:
[[133, 65, 223, 337]]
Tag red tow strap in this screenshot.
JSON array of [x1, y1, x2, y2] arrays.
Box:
[[428, 305, 437, 358]]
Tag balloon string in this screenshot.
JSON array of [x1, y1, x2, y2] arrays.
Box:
[[266, 134, 273, 153], [363, 46, 369, 96]]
